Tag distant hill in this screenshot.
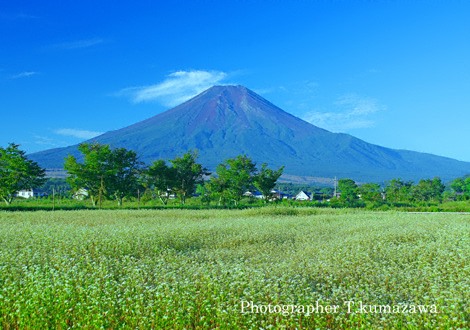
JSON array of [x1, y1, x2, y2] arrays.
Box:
[[29, 85, 470, 182]]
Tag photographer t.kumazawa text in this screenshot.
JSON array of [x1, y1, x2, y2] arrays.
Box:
[[241, 300, 438, 316]]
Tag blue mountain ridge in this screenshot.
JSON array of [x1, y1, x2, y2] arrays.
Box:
[[29, 85, 470, 183]]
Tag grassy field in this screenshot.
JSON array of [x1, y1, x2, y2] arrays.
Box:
[[0, 208, 468, 329]]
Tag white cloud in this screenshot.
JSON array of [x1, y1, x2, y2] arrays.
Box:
[[51, 38, 104, 50], [54, 128, 104, 139], [335, 94, 381, 116], [119, 70, 228, 106], [0, 12, 39, 21], [303, 94, 385, 132], [33, 135, 60, 147], [11, 71, 39, 79]]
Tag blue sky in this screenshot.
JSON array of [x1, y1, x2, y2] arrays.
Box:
[[2, 1, 470, 161]]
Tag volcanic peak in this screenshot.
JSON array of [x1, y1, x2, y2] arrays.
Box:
[[28, 84, 470, 182]]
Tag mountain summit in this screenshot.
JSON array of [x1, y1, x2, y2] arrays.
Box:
[[30, 85, 470, 182]]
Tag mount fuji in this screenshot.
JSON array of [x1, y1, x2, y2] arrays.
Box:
[[29, 85, 470, 182]]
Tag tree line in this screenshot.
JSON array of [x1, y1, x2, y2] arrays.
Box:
[[0, 144, 46, 205], [64, 143, 284, 207], [334, 177, 447, 207], [1, 142, 470, 207]]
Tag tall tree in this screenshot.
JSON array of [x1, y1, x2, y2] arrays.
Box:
[[411, 177, 445, 202], [253, 163, 284, 202], [450, 176, 470, 200], [338, 178, 359, 205], [64, 143, 113, 207], [0, 143, 46, 205], [143, 159, 176, 205], [206, 174, 230, 206], [107, 148, 142, 206], [169, 151, 209, 205], [358, 183, 383, 203], [210, 155, 257, 206], [450, 177, 465, 195], [385, 178, 413, 203], [64, 143, 142, 207], [196, 183, 212, 206]]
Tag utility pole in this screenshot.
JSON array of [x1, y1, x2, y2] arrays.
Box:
[[52, 186, 55, 211], [99, 176, 104, 209], [333, 176, 337, 198]]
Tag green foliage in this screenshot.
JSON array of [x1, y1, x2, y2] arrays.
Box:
[[142, 159, 175, 205], [205, 155, 283, 206], [107, 147, 142, 206], [195, 184, 211, 205], [209, 155, 258, 206], [40, 178, 71, 198], [64, 143, 142, 207], [0, 209, 467, 328], [169, 151, 209, 205], [383, 177, 445, 204], [358, 182, 383, 203], [385, 178, 413, 203], [337, 178, 359, 206], [0, 143, 46, 205], [253, 163, 284, 202], [450, 176, 470, 200], [411, 177, 445, 203], [64, 143, 112, 207]]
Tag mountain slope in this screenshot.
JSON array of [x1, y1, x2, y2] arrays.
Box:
[[29, 85, 470, 182]]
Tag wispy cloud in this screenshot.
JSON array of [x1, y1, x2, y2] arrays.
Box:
[[118, 70, 228, 106], [50, 38, 104, 50], [10, 71, 39, 79], [255, 81, 320, 115], [33, 135, 60, 147], [0, 12, 39, 21], [54, 128, 104, 139], [303, 94, 385, 132]]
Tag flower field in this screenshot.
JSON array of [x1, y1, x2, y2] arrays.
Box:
[[0, 208, 468, 329]]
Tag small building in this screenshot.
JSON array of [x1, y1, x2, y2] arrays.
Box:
[[73, 188, 89, 200], [295, 191, 312, 201], [243, 190, 264, 199], [270, 189, 291, 200], [16, 189, 48, 199]]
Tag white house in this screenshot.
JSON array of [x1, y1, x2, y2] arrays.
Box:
[[295, 191, 312, 201], [73, 188, 89, 200], [16, 189, 48, 199], [270, 189, 291, 200], [17, 189, 34, 199], [243, 190, 264, 199]]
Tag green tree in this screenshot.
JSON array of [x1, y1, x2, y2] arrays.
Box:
[[169, 151, 208, 205], [196, 183, 212, 206], [430, 177, 446, 202], [358, 183, 383, 203], [411, 177, 445, 203], [450, 177, 465, 195], [107, 148, 142, 206], [319, 187, 334, 201], [338, 178, 359, 205], [206, 175, 230, 206], [253, 163, 284, 202], [385, 178, 413, 203], [450, 176, 470, 200], [143, 159, 176, 205], [209, 155, 257, 206], [65, 143, 142, 207], [461, 176, 470, 199], [0, 143, 46, 205], [65, 143, 113, 207], [40, 178, 71, 198]]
